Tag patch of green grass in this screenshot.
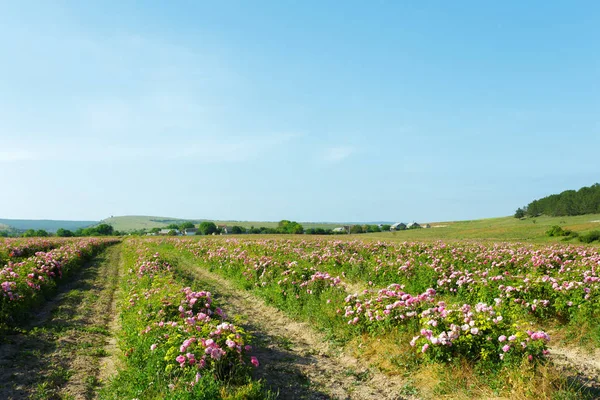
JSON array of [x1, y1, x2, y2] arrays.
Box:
[[81, 326, 110, 335], [88, 348, 109, 357]]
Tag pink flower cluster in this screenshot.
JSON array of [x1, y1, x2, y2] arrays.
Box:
[[344, 285, 436, 325]]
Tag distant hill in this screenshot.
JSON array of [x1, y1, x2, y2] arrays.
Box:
[[0, 218, 98, 233], [100, 215, 382, 232]]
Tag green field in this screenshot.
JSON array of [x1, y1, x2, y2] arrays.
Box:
[[363, 213, 600, 242]]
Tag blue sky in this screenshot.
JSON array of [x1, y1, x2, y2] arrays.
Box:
[[0, 1, 598, 222]]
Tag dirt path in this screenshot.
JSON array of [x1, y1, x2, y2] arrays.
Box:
[[549, 345, 600, 395], [178, 260, 411, 400], [0, 244, 122, 399]]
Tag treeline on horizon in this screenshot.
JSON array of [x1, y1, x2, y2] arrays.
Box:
[[156, 220, 390, 235], [0, 223, 116, 238], [0, 220, 392, 238], [515, 183, 600, 218]]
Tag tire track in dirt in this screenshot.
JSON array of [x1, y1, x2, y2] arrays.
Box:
[[179, 260, 411, 400], [0, 244, 122, 399], [96, 245, 124, 389]]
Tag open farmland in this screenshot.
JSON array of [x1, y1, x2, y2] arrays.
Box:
[[1, 236, 600, 399], [100, 215, 346, 233], [367, 213, 600, 243]]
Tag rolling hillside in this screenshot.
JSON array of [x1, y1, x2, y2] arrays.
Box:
[[0, 218, 98, 232], [364, 213, 600, 242]]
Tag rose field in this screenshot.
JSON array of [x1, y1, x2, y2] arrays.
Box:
[[1, 236, 599, 399]]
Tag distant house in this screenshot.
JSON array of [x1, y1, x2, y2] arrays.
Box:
[[390, 222, 406, 231], [217, 225, 229, 234], [422, 224, 431, 229], [159, 228, 179, 235], [407, 222, 421, 229], [332, 227, 347, 234], [184, 228, 198, 236]]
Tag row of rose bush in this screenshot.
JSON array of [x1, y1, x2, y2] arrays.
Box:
[[0, 237, 69, 262], [161, 237, 554, 366], [0, 238, 119, 325], [170, 238, 600, 340], [101, 240, 270, 399]]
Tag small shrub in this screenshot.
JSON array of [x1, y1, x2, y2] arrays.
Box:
[[546, 226, 577, 238], [579, 230, 600, 243]]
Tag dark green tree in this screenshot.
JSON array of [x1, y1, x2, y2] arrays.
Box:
[[199, 221, 218, 235], [95, 224, 114, 236], [56, 228, 74, 237], [350, 225, 364, 234], [230, 226, 245, 234], [179, 222, 195, 230], [514, 208, 526, 218]]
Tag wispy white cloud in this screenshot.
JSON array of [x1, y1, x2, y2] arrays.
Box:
[[323, 146, 355, 163], [0, 133, 299, 164]]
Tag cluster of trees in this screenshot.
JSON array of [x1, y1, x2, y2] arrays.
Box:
[[515, 183, 600, 218], [195, 220, 305, 235]]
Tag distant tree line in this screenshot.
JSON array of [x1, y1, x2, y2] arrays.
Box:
[[515, 183, 600, 218], [1, 219, 397, 238], [0, 223, 119, 238]]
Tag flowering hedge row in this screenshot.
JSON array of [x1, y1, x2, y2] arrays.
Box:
[[0, 238, 119, 325], [172, 238, 600, 329], [0, 237, 67, 263], [162, 237, 600, 365], [101, 240, 269, 399]]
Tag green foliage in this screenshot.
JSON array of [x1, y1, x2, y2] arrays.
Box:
[[544, 225, 577, 238], [198, 221, 218, 235], [579, 230, 600, 243], [80, 224, 114, 236], [277, 220, 304, 234], [525, 183, 600, 217], [179, 222, 195, 230], [22, 229, 36, 237], [366, 225, 381, 233], [514, 208, 526, 218], [381, 224, 391, 231], [350, 225, 364, 234], [230, 226, 245, 234], [56, 228, 74, 237], [22, 229, 51, 237]]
